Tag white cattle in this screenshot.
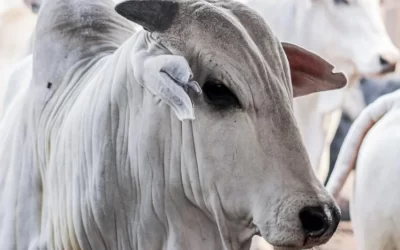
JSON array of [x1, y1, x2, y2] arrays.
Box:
[[327, 89, 400, 250], [238, 0, 399, 182], [0, 0, 346, 249]]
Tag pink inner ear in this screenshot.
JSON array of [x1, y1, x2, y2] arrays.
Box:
[[282, 42, 347, 97]]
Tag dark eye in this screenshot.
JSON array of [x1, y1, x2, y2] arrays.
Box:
[[203, 80, 240, 108], [334, 0, 349, 5]]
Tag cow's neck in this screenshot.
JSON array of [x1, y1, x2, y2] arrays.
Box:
[[125, 112, 254, 250]]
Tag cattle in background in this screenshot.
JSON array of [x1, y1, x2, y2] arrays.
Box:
[[0, 0, 346, 249], [327, 88, 400, 250], [328, 75, 400, 183], [326, 75, 400, 220], [238, 0, 399, 182]]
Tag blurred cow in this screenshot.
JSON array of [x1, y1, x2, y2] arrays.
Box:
[[325, 74, 400, 220], [327, 88, 400, 250], [238, 0, 399, 181], [328, 75, 400, 183]]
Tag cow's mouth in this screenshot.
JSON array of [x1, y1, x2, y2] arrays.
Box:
[[254, 227, 303, 250]]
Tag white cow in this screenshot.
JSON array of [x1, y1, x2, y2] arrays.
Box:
[[327, 89, 400, 250], [239, 0, 399, 182], [0, 0, 346, 249]]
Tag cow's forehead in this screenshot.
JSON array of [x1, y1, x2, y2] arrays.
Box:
[[184, 0, 291, 100], [169, 0, 289, 79], [159, 0, 292, 104], [165, 0, 283, 57], [193, 0, 278, 45]]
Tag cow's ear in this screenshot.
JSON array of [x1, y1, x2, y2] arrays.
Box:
[[133, 54, 201, 121], [115, 0, 179, 32], [282, 42, 347, 97]]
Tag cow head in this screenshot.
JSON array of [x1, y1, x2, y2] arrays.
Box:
[[309, 0, 399, 76], [117, 0, 345, 249], [242, 0, 399, 78]]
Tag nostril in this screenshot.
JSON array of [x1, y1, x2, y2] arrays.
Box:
[[379, 55, 398, 73], [299, 206, 329, 238], [380, 56, 390, 66]]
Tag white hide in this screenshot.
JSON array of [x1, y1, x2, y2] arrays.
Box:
[[326, 89, 400, 250], [238, 0, 399, 181]]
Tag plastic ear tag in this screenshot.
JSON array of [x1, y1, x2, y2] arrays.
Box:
[[134, 53, 202, 121]]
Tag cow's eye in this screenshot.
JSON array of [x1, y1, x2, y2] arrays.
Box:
[[334, 0, 349, 5], [203, 80, 240, 108]]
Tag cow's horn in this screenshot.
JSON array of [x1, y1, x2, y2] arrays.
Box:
[[115, 0, 179, 32]]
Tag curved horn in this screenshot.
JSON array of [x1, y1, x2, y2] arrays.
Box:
[[115, 0, 179, 32]]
